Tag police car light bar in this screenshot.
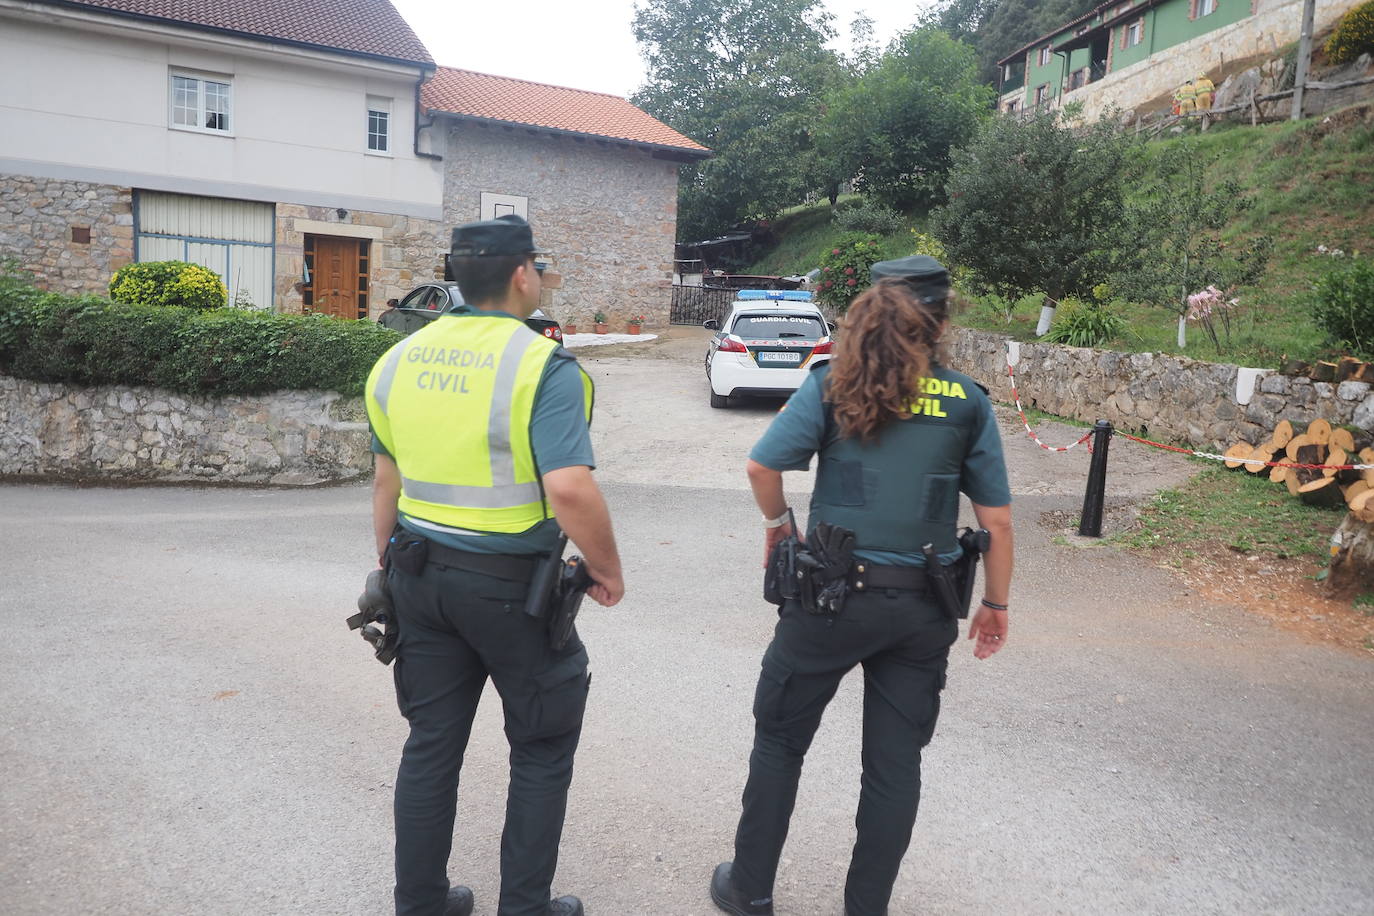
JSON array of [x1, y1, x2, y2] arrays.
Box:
[[736, 290, 813, 301]]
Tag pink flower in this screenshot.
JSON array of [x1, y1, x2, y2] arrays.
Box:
[[832, 248, 840, 255], [846, 278, 857, 287], [844, 267, 855, 275]]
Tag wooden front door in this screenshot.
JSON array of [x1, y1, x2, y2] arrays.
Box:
[[306, 235, 370, 318]]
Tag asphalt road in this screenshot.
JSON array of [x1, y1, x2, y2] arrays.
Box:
[[3, 332, 1372, 915]]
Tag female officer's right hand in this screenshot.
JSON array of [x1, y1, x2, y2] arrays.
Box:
[[968, 604, 1008, 659]]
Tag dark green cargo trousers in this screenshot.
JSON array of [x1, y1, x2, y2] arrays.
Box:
[[731, 587, 956, 916], [387, 561, 590, 916]]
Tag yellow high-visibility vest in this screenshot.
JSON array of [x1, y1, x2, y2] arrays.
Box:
[[366, 312, 594, 534]]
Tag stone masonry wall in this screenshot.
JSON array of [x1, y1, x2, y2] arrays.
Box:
[[444, 122, 679, 330], [1072, 0, 1362, 122], [0, 375, 372, 485], [946, 328, 1374, 449], [0, 173, 133, 294]]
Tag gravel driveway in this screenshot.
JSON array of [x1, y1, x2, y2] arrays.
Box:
[[2, 328, 1371, 915]]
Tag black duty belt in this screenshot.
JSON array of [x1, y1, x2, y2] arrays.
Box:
[[424, 538, 539, 581], [848, 561, 929, 592]]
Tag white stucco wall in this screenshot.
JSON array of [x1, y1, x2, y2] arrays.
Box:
[[0, 4, 443, 219]]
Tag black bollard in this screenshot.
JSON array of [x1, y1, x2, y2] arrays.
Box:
[[1078, 420, 1114, 538]]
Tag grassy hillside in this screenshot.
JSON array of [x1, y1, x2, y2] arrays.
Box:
[[748, 106, 1374, 366]]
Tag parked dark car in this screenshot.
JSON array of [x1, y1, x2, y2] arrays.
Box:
[[378, 281, 563, 344]]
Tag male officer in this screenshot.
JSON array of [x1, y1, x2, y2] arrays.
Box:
[[365, 215, 623, 916]]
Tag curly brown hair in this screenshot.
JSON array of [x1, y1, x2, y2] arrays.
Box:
[[827, 278, 949, 442]]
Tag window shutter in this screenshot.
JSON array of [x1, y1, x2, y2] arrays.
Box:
[[1189, 0, 1198, 20]]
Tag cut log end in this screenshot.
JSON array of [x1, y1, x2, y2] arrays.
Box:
[[1224, 442, 1254, 469], [1297, 476, 1345, 507], [1272, 419, 1294, 449]]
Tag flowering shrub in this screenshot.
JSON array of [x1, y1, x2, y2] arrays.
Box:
[[816, 233, 883, 312], [1185, 285, 1239, 352], [108, 260, 227, 311], [1325, 0, 1374, 64]]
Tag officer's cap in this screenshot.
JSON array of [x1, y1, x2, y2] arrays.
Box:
[[870, 255, 950, 304], [450, 214, 549, 258]]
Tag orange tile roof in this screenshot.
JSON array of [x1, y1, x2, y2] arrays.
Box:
[[423, 67, 710, 158], [37, 0, 433, 66]]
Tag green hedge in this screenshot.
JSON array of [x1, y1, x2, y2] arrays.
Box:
[[0, 275, 400, 397]]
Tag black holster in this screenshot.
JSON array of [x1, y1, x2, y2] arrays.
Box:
[[763, 521, 855, 615], [522, 533, 593, 650], [922, 528, 991, 619]]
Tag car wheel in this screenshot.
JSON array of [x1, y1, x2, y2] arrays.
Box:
[[710, 390, 729, 409]]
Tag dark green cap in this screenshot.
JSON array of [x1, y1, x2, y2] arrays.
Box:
[[451, 214, 549, 258], [870, 255, 950, 303]]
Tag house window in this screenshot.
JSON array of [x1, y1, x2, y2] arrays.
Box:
[[1034, 83, 1050, 106], [367, 96, 391, 153], [1126, 19, 1144, 46], [1068, 68, 1088, 91], [1037, 46, 1052, 66], [170, 72, 231, 133], [1006, 99, 1020, 113], [1200, 0, 1217, 14]]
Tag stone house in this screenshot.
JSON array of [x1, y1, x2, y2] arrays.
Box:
[[996, 0, 1365, 122], [0, 0, 709, 327], [422, 68, 711, 328], [0, 0, 444, 316]]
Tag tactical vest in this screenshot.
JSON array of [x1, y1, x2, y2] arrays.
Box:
[[365, 312, 593, 534], [808, 363, 981, 558]]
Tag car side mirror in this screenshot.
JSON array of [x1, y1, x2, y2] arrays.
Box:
[[703, 319, 720, 331]]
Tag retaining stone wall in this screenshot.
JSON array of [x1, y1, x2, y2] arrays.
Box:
[[0, 173, 133, 295], [0, 375, 371, 485], [946, 328, 1374, 449]]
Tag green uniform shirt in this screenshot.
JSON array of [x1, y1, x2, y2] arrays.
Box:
[[750, 367, 1011, 566], [371, 310, 595, 555]]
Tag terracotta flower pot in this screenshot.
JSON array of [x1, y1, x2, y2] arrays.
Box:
[[564, 324, 578, 335], [594, 322, 609, 334], [627, 323, 642, 335]]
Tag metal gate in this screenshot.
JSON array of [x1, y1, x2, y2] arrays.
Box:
[[669, 285, 735, 325]]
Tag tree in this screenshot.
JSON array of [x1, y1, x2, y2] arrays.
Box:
[[931, 111, 1138, 330], [631, 0, 846, 240], [929, 0, 1099, 86], [813, 27, 992, 212], [1109, 141, 1272, 350]]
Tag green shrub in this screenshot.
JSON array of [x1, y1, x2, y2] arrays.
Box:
[[108, 260, 228, 311], [1325, 0, 1374, 65], [1044, 297, 1126, 348], [832, 198, 905, 235], [815, 233, 884, 313], [0, 277, 398, 396], [1313, 257, 1374, 357]]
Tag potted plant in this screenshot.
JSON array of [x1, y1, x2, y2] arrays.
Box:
[[593, 310, 609, 334], [627, 314, 645, 334], [563, 321, 578, 335]]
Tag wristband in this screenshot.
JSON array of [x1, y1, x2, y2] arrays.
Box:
[[762, 511, 791, 529], [980, 598, 1009, 611]]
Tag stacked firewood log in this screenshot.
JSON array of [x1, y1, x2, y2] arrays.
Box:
[[1222, 418, 1374, 521], [1278, 356, 1374, 384]]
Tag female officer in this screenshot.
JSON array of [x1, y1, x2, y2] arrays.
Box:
[[710, 258, 1014, 916]]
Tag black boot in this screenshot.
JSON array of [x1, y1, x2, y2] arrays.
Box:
[[710, 863, 774, 916], [443, 885, 474, 916], [548, 894, 584, 916]]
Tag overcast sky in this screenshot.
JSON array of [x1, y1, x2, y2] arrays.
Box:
[[389, 0, 934, 97]]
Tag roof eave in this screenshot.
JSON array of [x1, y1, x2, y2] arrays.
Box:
[[430, 110, 713, 161], [30, 0, 435, 70]]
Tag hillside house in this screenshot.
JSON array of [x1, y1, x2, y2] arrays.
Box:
[[997, 0, 1365, 121]]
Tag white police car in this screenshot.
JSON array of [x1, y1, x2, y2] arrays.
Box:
[[703, 290, 833, 408]]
